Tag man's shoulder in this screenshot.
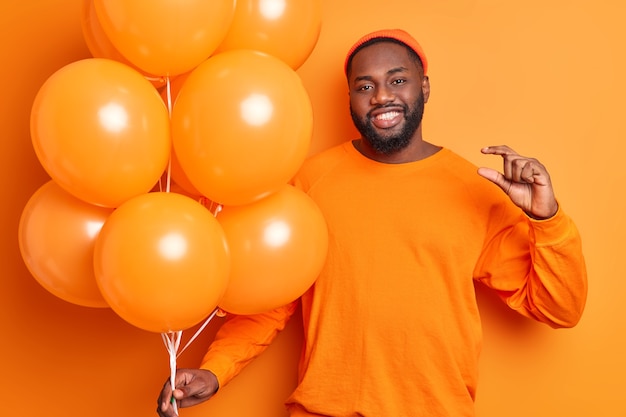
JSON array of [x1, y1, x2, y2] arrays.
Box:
[[307, 140, 352, 165], [292, 140, 353, 191], [439, 148, 486, 180], [301, 141, 352, 172]]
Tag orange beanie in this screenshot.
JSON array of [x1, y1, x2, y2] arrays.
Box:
[[344, 29, 428, 76]]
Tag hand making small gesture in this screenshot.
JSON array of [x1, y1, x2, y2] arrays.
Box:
[[477, 145, 559, 220]]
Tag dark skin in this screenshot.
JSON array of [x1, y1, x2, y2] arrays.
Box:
[[348, 42, 436, 163], [157, 38, 559, 417], [157, 368, 218, 416]]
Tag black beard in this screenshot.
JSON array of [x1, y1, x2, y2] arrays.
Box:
[[350, 94, 425, 155]]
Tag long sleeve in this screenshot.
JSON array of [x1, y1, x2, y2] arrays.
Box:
[[474, 205, 588, 328], [200, 301, 298, 387]]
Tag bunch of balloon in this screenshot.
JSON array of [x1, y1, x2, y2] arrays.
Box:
[[22, 3, 242, 410], [21, 1, 326, 407], [29, 0, 246, 324]]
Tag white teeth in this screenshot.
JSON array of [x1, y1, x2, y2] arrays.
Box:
[[376, 111, 400, 121]]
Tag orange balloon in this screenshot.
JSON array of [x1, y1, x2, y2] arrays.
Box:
[[30, 58, 171, 208], [93, 0, 236, 76], [93, 192, 230, 333], [215, 0, 322, 70], [171, 50, 313, 206], [18, 181, 113, 308], [80, 0, 166, 88], [217, 185, 328, 315]]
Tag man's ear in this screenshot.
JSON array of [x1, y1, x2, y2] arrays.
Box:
[[422, 76, 430, 103]]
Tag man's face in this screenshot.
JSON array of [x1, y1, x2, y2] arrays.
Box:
[[347, 42, 429, 154]]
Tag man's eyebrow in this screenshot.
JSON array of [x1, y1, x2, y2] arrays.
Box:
[[354, 75, 373, 83], [387, 66, 409, 75], [353, 66, 409, 83]]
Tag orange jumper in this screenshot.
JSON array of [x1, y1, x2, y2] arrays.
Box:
[[201, 141, 587, 417]]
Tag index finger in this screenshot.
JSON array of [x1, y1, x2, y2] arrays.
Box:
[[481, 145, 518, 156]]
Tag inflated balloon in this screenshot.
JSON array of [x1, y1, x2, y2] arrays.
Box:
[[171, 50, 313, 206], [94, 192, 230, 333], [93, 0, 236, 76], [80, 0, 166, 88], [217, 185, 328, 315], [18, 181, 112, 308], [215, 0, 322, 70], [30, 58, 171, 208]]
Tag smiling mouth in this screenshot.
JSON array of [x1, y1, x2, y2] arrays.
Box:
[[375, 111, 401, 121], [369, 109, 404, 129]]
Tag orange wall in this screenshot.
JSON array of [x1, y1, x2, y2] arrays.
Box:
[[2, 0, 624, 416]]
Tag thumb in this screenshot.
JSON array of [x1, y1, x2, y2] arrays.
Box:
[[477, 167, 510, 193], [172, 387, 187, 400]]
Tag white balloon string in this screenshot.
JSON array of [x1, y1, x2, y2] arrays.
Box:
[[161, 330, 182, 416], [165, 76, 172, 193], [177, 307, 220, 358], [212, 203, 223, 217], [165, 76, 173, 118], [198, 198, 223, 217], [145, 75, 165, 83], [165, 158, 172, 194]]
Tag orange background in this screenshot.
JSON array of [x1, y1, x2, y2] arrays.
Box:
[[2, 0, 623, 416]]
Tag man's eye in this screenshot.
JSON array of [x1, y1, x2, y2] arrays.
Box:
[[358, 85, 372, 91], [392, 79, 406, 85]]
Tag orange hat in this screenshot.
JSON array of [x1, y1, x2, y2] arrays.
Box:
[[344, 29, 428, 76]]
